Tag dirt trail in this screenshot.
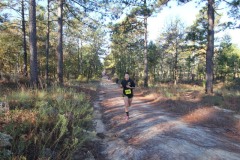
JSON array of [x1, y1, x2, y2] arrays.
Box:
[[94, 77, 240, 160]]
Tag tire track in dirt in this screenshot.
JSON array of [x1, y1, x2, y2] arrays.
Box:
[[96, 77, 240, 160]]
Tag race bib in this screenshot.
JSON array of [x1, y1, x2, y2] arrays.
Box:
[[125, 89, 131, 95]]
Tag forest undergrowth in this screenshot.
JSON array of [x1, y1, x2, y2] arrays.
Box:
[[0, 78, 99, 160]]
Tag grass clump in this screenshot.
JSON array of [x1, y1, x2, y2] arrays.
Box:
[[0, 86, 94, 160], [201, 95, 224, 106]]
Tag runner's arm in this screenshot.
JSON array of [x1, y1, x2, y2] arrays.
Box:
[[127, 86, 135, 89], [128, 80, 135, 89], [120, 80, 125, 88]]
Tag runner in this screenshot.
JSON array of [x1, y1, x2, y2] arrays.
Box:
[[120, 72, 135, 120]]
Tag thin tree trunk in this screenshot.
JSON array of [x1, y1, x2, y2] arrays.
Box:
[[153, 65, 156, 82], [206, 0, 214, 94], [87, 69, 90, 83], [143, 0, 148, 87], [174, 43, 178, 85], [80, 40, 83, 74], [22, 0, 27, 77], [77, 39, 80, 74], [57, 0, 63, 85], [45, 0, 50, 86], [29, 0, 38, 86], [233, 61, 237, 79]]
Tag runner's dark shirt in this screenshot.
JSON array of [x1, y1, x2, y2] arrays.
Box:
[[121, 78, 135, 96]]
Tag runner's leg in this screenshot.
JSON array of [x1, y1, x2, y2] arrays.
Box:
[[123, 96, 129, 119], [128, 98, 133, 107], [123, 96, 129, 112]]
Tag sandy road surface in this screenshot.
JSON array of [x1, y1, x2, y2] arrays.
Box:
[[93, 77, 240, 160]]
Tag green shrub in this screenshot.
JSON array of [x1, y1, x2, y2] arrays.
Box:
[[137, 79, 144, 86], [77, 75, 88, 82]]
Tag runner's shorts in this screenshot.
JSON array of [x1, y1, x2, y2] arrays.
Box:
[[122, 94, 133, 99]]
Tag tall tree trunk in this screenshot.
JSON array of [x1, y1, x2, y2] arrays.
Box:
[[29, 0, 38, 86], [233, 61, 237, 79], [143, 0, 148, 87], [206, 0, 215, 94], [174, 43, 178, 85], [77, 40, 80, 74], [80, 41, 83, 74], [22, 0, 27, 77], [153, 65, 156, 82], [45, 0, 50, 86], [57, 0, 63, 85]]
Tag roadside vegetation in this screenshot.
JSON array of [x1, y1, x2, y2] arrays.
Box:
[[0, 78, 99, 160]]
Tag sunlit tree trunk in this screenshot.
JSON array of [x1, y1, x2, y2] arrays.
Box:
[[57, 0, 63, 85], [22, 0, 27, 77], [174, 42, 178, 85], [29, 0, 38, 86], [143, 0, 148, 87], [206, 0, 214, 94]]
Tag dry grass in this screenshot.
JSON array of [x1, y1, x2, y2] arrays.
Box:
[[0, 80, 98, 159], [0, 110, 37, 125]]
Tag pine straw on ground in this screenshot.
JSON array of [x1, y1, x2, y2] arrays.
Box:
[[135, 86, 240, 142]]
